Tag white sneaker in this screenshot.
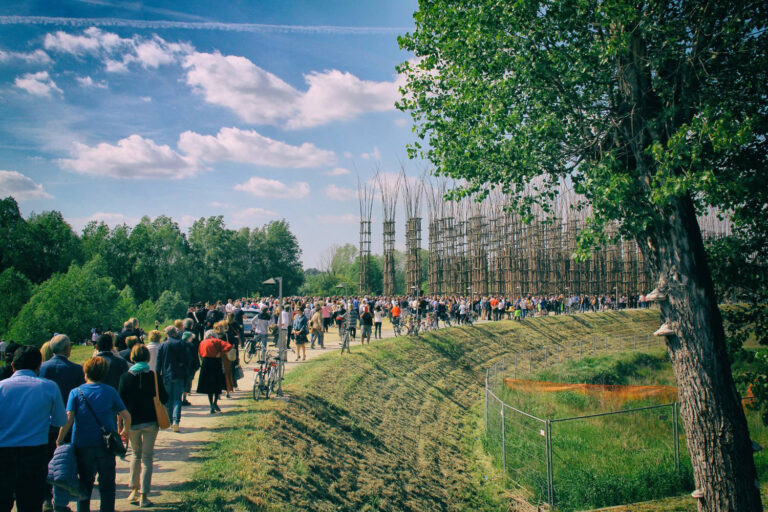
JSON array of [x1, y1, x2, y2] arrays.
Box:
[[172, 424, 180, 433], [654, 322, 675, 337]]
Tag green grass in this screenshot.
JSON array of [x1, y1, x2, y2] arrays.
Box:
[[174, 310, 662, 511], [491, 349, 768, 511]]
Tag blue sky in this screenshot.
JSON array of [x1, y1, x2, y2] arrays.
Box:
[[0, 0, 421, 268]]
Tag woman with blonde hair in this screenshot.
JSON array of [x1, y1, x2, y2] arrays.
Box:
[[40, 341, 54, 362], [146, 330, 163, 372]]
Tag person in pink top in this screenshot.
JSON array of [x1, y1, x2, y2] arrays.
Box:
[[321, 302, 331, 333]]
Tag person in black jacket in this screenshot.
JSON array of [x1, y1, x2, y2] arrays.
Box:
[[94, 334, 129, 389], [155, 326, 191, 432], [118, 344, 168, 507]]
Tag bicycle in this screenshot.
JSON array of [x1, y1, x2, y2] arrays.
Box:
[[340, 324, 352, 354], [392, 317, 402, 337], [252, 351, 278, 400], [243, 337, 255, 364]]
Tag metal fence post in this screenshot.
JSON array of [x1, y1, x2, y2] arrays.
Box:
[[673, 402, 680, 472], [501, 405, 507, 475], [546, 419, 554, 505], [514, 352, 518, 379], [485, 380, 489, 436]]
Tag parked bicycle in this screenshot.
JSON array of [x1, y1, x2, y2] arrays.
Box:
[[253, 351, 279, 400]]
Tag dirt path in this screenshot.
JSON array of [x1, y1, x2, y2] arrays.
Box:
[[90, 321, 416, 510]]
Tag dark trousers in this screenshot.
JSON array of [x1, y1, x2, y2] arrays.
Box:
[[75, 446, 116, 512], [0, 444, 48, 512]]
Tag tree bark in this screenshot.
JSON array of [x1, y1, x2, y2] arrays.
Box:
[[647, 194, 762, 511]]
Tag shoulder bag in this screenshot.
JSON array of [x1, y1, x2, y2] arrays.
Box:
[[77, 388, 127, 458], [152, 371, 171, 429]]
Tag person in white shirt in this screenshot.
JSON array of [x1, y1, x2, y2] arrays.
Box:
[[373, 306, 384, 339], [146, 330, 162, 371]]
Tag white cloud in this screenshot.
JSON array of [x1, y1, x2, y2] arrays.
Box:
[[318, 213, 358, 224], [139, 96, 151, 102], [343, 151, 353, 159], [44, 27, 130, 55], [178, 127, 335, 168], [182, 50, 400, 129], [183, 51, 300, 125], [44, 28, 190, 72], [209, 201, 230, 209], [76, 75, 108, 88], [229, 207, 278, 228], [394, 118, 408, 127], [59, 134, 201, 179], [286, 70, 401, 129], [14, 71, 62, 97], [67, 211, 141, 232], [360, 146, 381, 160], [0, 170, 52, 200], [0, 48, 52, 64], [322, 167, 351, 176], [235, 176, 309, 199], [324, 184, 359, 201]]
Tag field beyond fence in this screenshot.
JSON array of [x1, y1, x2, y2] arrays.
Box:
[[485, 337, 768, 511]]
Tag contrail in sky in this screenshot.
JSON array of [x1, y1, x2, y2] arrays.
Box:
[[0, 15, 409, 35]]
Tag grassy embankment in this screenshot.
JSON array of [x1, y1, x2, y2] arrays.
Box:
[[174, 310, 661, 511]]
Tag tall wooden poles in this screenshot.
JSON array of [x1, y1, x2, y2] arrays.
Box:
[[357, 174, 375, 295], [403, 171, 423, 293], [378, 172, 400, 296]]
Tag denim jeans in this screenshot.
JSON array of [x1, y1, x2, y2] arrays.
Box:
[[0, 444, 48, 512], [165, 378, 185, 425], [75, 445, 115, 512]]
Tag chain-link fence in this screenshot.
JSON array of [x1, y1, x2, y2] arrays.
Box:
[[484, 333, 694, 510]]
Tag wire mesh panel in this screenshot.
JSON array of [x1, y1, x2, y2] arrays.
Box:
[[549, 403, 693, 511], [502, 404, 549, 505]]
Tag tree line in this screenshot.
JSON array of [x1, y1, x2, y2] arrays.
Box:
[[0, 196, 303, 345]]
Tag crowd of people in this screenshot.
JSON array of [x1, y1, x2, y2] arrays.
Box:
[[0, 290, 652, 512]]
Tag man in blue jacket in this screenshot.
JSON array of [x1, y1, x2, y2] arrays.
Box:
[[156, 326, 191, 433], [39, 334, 84, 511], [0, 345, 67, 512]]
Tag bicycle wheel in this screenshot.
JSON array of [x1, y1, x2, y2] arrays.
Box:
[[252, 368, 260, 400], [265, 367, 275, 399], [243, 341, 254, 364]]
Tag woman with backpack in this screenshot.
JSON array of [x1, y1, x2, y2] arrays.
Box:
[[118, 344, 168, 507]]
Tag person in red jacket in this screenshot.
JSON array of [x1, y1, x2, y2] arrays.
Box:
[[196, 330, 232, 414]]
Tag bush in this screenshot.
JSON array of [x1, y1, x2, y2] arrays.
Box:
[[7, 257, 124, 346], [137, 299, 159, 327], [0, 267, 33, 335], [154, 290, 188, 322]]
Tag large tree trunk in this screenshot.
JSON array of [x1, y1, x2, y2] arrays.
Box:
[[648, 195, 762, 511]]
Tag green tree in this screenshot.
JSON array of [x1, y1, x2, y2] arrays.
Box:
[[0, 267, 33, 335], [8, 256, 123, 345], [398, 1, 766, 509], [154, 290, 188, 321], [128, 216, 190, 303], [262, 220, 304, 295], [25, 210, 83, 283]]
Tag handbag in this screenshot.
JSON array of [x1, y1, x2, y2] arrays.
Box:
[[234, 364, 244, 381], [152, 371, 171, 430], [77, 389, 127, 459]]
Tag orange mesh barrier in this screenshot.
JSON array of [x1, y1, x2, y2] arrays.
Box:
[[504, 378, 679, 403]]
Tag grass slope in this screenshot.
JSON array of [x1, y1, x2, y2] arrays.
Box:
[[176, 310, 661, 512]]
